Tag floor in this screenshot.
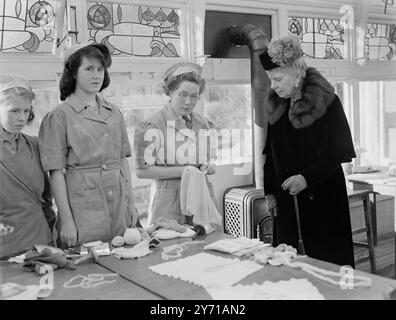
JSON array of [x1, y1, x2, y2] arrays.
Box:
[[354, 234, 395, 279]]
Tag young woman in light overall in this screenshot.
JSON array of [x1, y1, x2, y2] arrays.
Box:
[[134, 62, 218, 226]]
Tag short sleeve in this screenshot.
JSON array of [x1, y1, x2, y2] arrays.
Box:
[[117, 108, 132, 158], [134, 120, 161, 169], [39, 110, 68, 171]]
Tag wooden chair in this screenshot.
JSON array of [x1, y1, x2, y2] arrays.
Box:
[[348, 189, 377, 274]]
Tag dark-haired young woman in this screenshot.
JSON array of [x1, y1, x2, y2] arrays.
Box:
[[39, 43, 138, 248]]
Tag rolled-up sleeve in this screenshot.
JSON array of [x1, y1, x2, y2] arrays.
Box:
[[134, 121, 161, 169], [38, 110, 68, 171]]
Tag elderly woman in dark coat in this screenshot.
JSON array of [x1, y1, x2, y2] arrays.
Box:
[[260, 35, 356, 267]]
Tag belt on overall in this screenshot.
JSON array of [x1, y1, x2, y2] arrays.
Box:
[[66, 160, 122, 173]]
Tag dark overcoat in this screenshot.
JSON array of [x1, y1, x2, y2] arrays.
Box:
[[263, 67, 356, 267]]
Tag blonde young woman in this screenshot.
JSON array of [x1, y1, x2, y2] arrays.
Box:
[[0, 74, 53, 258]]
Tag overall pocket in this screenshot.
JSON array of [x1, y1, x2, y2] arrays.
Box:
[[68, 188, 109, 244]]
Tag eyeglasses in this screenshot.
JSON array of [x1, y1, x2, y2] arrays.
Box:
[[177, 91, 200, 101]]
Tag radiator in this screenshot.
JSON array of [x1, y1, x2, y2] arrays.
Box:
[[223, 185, 272, 242]]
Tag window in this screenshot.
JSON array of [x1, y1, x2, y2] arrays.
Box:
[[365, 23, 396, 61], [1, 0, 183, 57], [204, 84, 252, 165], [289, 16, 345, 59], [86, 1, 182, 57], [359, 81, 396, 166], [0, 0, 58, 53]]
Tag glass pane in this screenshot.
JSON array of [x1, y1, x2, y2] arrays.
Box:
[[289, 16, 345, 59], [0, 0, 57, 53], [87, 1, 181, 57], [133, 6, 181, 57], [335, 81, 353, 127], [365, 23, 396, 61], [22, 87, 59, 136], [101, 84, 167, 108], [384, 82, 396, 161], [204, 85, 252, 165], [359, 81, 381, 165], [359, 81, 396, 166]]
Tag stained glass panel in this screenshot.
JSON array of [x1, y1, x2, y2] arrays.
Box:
[[0, 0, 57, 53], [288, 16, 345, 59], [87, 2, 181, 57], [365, 23, 396, 61]]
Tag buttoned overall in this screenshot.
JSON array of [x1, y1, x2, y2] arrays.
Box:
[[39, 94, 136, 245], [134, 104, 217, 225], [0, 131, 52, 258]]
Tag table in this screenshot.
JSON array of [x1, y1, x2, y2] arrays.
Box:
[[0, 259, 161, 300], [97, 232, 396, 300], [346, 173, 396, 278], [2, 232, 396, 300]]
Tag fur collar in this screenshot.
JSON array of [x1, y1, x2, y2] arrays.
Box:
[[266, 67, 335, 129]]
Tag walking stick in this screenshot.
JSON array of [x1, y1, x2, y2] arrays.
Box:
[[293, 194, 306, 255]]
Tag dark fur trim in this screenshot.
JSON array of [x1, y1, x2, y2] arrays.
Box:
[[266, 67, 335, 128]]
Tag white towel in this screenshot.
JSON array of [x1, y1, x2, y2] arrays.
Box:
[[180, 166, 222, 228]]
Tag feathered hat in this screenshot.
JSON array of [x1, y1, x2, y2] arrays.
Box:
[[259, 34, 304, 71]]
